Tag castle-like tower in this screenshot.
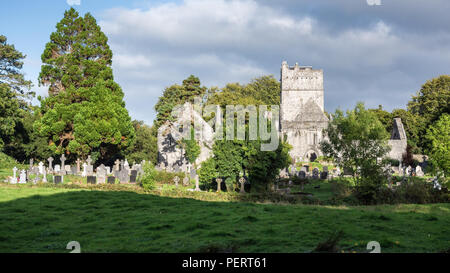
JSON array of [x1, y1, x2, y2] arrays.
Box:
[[280, 61, 329, 162]]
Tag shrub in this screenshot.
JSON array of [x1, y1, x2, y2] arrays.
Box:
[[141, 163, 158, 190]]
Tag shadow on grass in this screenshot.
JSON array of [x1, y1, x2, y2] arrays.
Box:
[[0, 186, 448, 253]]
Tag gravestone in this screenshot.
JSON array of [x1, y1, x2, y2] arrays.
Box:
[[42, 168, 47, 183], [343, 167, 353, 176], [60, 154, 66, 175], [76, 158, 81, 174], [19, 170, 27, 184], [173, 176, 180, 187], [82, 163, 87, 177], [38, 162, 44, 174], [54, 164, 61, 173], [119, 169, 129, 184], [130, 170, 138, 183], [96, 164, 107, 184], [71, 166, 77, 175], [406, 166, 412, 176], [239, 177, 247, 193], [107, 176, 116, 184], [320, 171, 328, 180], [87, 176, 96, 184], [47, 157, 54, 172], [298, 171, 306, 179], [106, 167, 111, 175], [415, 166, 424, 177], [54, 175, 62, 184], [86, 155, 93, 175], [183, 176, 189, 186], [216, 177, 223, 192], [65, 165, 72, 175], [29, 159, 34, 171], [11, 167, 18, 184], [312, 168, 319, 179]]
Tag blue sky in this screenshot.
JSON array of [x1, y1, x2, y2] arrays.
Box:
[[1, 0, 449, 125]]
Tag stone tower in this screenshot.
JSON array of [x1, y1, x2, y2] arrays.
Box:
[[387, 118, 407, 161], [280, 61, 329, 162]]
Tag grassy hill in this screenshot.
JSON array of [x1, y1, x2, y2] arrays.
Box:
[[0, 184, 448, 253]]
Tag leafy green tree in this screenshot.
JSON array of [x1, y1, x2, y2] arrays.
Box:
[[126, 120, 158, 164], [181, 127, 201, 166], [408, 75, 450, 152], [154, 75, 207, 130], [35, 8, 135, 164], [0, 35, 34, 152], [425, 113, 450, 178], [368, 105, 392, 133], [321, 103, 391, 183]]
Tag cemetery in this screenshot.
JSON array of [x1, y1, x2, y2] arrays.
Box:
[[0, 3, 448, 254]]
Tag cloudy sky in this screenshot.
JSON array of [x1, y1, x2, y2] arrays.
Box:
[[1, 0, 449, 125]]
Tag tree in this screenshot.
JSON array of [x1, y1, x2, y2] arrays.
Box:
[[126, 120, 158, 164], [425, 113, 450, 178], [35, 8, 135, 164], [321, 103, 391, 183], [408, 75, 450, 152], [0, 35, 34, 152], [154, 75, 207, 130]]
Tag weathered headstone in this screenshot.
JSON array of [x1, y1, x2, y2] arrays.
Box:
[[71, 165, 77, 175], [298, 171, 306, 179], [42, 168, 47, 183], [54, 164, 61, 173], [343, 167, 353, 176], [82, 163, 87, 177], [38, 162, 44, 174], [183, 176, 189, 186], [239, 177, 246, 193], [86, 155, 93, 175], [96, 164, 107, 184], [119, 169, 129, 184], [114, 159, 120, 171], [19, 170, 26, 184], [65, 165, 71, 175], [54, 175, 62, 184], [47, 157, 54, 172], [415, 166, 424, 177], [312, 168, 319, 179], [76, 158, 81, 174], [216, 177, 223, 192], [11, 167, 18, 184], [29, 159, 34, 170], [320, 171, 328, 180], [87, 176, 96, 184], [60, 154, 66, 175], [129, 170, 138, 183], [107, 176, 115, 184], [173, 176, 180, 187]]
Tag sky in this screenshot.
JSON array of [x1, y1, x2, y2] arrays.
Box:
[[1, 0, 449, 125]]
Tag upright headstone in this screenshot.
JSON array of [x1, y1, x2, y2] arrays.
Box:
[[42, 168, 47, 183], [29, 159, 34, 171], [239, 177, 246, 193], [86, 156, 93, 175], [82, 163, 87, 177], [47, 157, 54, 172], [65, 165, 71, 175], [216, 177, 223, 192], [76, 158, 81, 175], [119, 168, 129, 184], [106, 167, 111, 175], [96, 164, 107, 184], [406, 166, 412, 176], [173, 176, 180, 187], [415, 166, 424, 177], [130, 170, 138, 183], [11, 167, 18, 184], [320, 171, 328, 180], [71, 165, 77, 175], [38, 162, 44, 174], [19, 170, 26, 184], [312, 168, 319, 179], [114, 159, 120, 171], [87, 176, 96, 184], [107, 176, 116, 184], [54, 175, 62, 184], [54, 164, 61, 173], [60, 154, 66, 175]]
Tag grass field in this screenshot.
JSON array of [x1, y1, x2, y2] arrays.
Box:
[[0, 183, 449, 253]]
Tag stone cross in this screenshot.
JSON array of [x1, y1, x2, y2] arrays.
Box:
[[29, 158, 34, 170], [239, 177, 246, 193], [216, 177, 223, 192], [13, 167, 18, 180], [86, 155, 92, 166], [173, 176, 180, 187], [60, 154, 66, 171], [76, 158, 81, 174], [47, 157, 54, 171]]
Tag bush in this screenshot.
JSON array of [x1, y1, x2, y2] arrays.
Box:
[[141, 163, 158, 190], [0, 152, 19, 169]]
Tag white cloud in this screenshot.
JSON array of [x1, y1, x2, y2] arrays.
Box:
[[98, 0, 450, 124], [67, 0, 81, 6]]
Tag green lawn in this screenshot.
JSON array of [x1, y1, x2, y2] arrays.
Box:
[[0, 183, 449, 253]]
